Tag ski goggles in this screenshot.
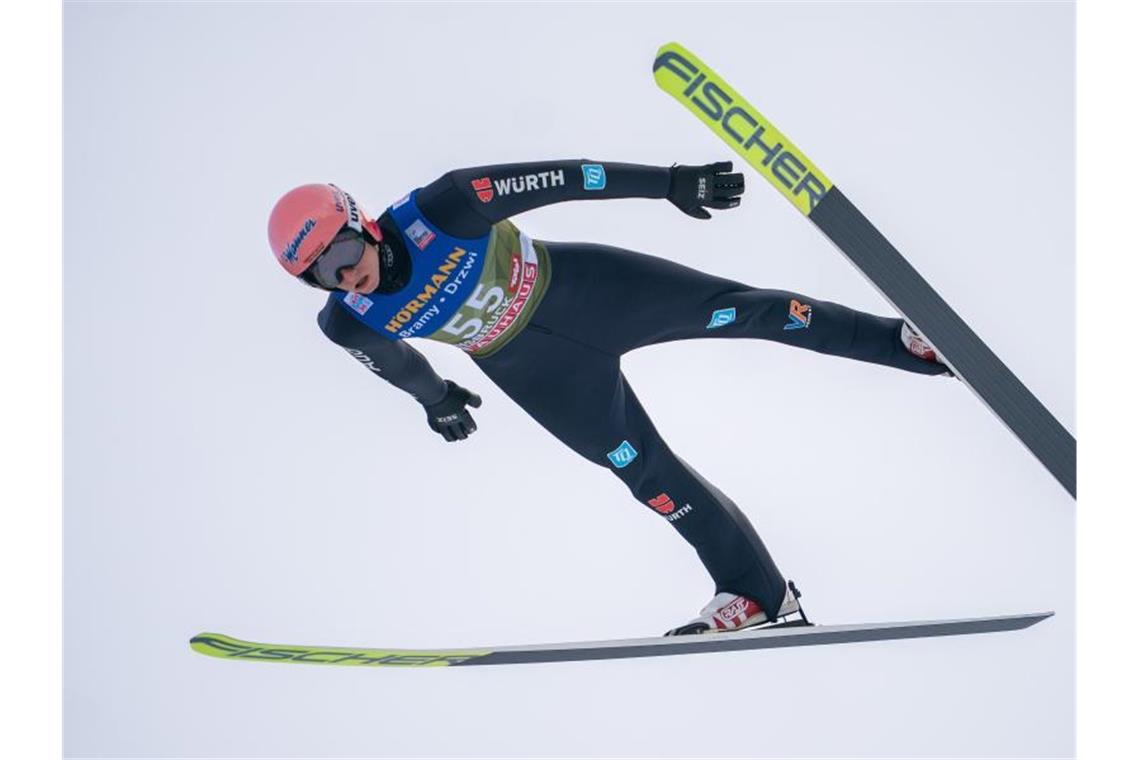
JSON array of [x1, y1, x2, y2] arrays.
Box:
[[300, 228, 368, 290]]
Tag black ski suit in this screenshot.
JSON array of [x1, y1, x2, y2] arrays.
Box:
[[317, 160, 945, 618]]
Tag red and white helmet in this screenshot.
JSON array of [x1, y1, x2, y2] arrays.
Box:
[[267, 184, 382, 277]]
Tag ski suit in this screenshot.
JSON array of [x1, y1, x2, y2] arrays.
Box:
[[317, 160, 945, 618]]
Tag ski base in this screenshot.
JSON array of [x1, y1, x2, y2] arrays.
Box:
[[190, 611, 1052, 668], [808, 188, 1076, 497]]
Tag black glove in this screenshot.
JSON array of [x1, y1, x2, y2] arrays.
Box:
[[423, 380, 482, 442], [667, 161, 745, 219]]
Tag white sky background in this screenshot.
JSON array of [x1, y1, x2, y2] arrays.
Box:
[[64, 2, 1074, 758]]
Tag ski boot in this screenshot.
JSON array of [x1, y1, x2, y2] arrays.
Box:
[[664, 581, 810, 636], [901, 323, 953, 376]]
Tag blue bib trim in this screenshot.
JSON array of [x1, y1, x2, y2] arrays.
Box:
[[335, 191, 488, 341]]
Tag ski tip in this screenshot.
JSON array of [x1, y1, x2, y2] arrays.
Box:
[[190, 632, 241, 658], [652, 41, 689, 70], [188, 632, 494, 667]]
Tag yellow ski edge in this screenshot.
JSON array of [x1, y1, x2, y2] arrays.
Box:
[[189, 632, 492, 667], [652, 41, 833, 216]]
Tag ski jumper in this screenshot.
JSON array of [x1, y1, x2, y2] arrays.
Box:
[[317, 160, 946, 618]]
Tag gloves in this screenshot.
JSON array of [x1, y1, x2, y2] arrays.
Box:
[[423, 380, 482, 442], [667, 161, 745, 219]]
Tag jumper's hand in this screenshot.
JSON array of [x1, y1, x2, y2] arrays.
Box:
[[667, 161, 745, 219], [423, 380, 482, 442]]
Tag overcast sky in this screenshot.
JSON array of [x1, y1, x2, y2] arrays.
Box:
[[65, 2, 1074, 757]]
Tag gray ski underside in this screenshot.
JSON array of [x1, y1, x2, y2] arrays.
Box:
[[809, 189, 1076, 498], [471, 611, 1053, 665]]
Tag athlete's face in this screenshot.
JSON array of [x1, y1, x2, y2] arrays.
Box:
[[336, 241, 381, 294]]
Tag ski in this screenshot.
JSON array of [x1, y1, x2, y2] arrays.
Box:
[[190, 612, 1051, 668], [652, 42, 1076, 499]]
